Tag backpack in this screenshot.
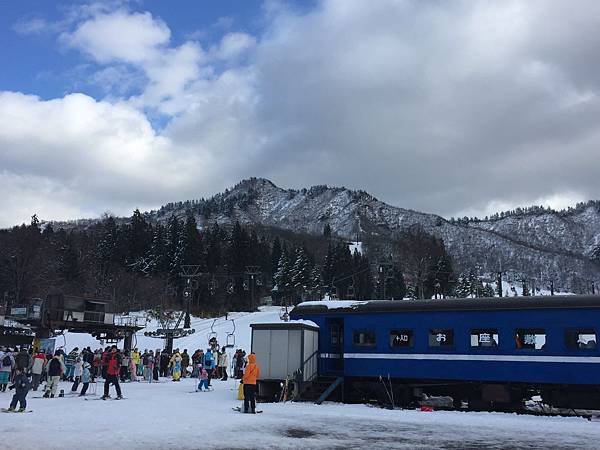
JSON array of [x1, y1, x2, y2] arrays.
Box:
[[2, 355, 11, 367], [142, 355, 149, 366]]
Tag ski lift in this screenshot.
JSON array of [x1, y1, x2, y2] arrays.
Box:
[[256, 277, 263, 287], [243, 280, 249, 291], [207, 318, 218, 343], [225, 319, 236, 348]]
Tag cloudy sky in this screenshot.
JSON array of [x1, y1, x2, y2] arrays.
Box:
[[1, 0, 599, 227]]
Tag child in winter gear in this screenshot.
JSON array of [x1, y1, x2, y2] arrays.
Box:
[[71, 357, 83, 391], [197, 365, 209, 391], [8, 368, 31, 412], [79, 362, 91, 396], [203, 349, 215, 386]]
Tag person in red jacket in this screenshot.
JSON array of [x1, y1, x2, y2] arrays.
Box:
[[102, 346, 123, 400]]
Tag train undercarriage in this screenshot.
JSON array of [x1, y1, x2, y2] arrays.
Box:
[[346, 377, 600, 412]]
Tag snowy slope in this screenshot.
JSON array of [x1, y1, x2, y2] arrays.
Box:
[[62, 306, 285, 352]]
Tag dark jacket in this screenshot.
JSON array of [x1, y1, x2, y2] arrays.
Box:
[[15, 351, 31, 371], [10, 373, 31, 394], [181, 352, 190, 368], [47, 357, 63, 377], [160, 352, 170, 368]]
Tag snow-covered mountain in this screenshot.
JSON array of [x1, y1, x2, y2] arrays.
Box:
[[152, 178, 600, 291]]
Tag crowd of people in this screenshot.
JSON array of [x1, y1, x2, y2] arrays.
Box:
[[0, 342, 260, 413]]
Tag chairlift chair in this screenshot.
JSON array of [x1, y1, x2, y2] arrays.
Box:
[[225, 319, 236, 348], [207, 318, 218, 343]]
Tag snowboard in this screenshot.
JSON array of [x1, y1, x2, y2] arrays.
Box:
[[2, 408, 33, 413], [232, 406, 263, 413]]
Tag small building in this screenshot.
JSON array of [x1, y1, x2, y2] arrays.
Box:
[[250, 321, 319, 400]]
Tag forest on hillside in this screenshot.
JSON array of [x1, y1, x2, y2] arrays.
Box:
[[0, 211, 456, 314]]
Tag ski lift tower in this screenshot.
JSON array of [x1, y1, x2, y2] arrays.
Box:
[[244, 266, 262, 311], [144, 274, 197, 353]]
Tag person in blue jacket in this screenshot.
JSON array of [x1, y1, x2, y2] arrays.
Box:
[[7, 368, 31, 412], [79, 362, 91, 396], [203, 349, 215, 386]]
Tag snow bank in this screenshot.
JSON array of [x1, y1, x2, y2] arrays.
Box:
[[297, 300, 370, 309]]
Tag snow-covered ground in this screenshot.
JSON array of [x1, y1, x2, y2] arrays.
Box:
[[3, 377, 600, 450]]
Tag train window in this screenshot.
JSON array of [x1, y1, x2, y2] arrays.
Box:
[[470, 329, 499, 347], [428, 329, 454, 347], [353, 330, 376, 346], [565, 329, 597, 349], [515, 329, 546, 350], [390, 330, 413, 348]]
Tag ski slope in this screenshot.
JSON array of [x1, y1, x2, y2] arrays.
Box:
[[61, 306, 285, 352]]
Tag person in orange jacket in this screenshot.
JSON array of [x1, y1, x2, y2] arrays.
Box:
[[242, 353, 260, 413]]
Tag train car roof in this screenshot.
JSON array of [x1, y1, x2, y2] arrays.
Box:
[[290, 295, 600, 315]]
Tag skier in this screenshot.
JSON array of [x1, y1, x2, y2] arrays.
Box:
[[6, 368, 31, 412], [30, 350, 47, 391], [71, 357, 83, 392], [79, 362, 91, 396], [64, 347, 79, 381], [102, 346, 123, 400], [204, 349, 215, 386], [219, 347, 229, 381], [0, 347, 14, 392], [197, 365, 209, 391], [44, 352, 65, 398], [242, 353, 260, 414], [170, 351, 182, 381]]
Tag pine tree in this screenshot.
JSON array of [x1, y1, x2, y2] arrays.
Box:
[[273, 250, 293, 303], [291, 247, 311, 297], [146, 225, 167, 274]]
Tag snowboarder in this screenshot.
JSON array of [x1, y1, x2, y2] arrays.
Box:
[[102, 346, 123, 400], [242, 353, 260, 413], [6, 368, 31, 412]]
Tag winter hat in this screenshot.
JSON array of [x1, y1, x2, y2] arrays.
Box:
[[83, 362, 90, 369]]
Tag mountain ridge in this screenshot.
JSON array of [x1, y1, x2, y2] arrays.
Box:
[[49, 177, 600, 291]]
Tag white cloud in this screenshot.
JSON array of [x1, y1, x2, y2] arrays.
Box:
[[61, 10, 170, 64]]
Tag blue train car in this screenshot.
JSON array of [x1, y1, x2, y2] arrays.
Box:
[[290, 295, 600, 409]]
